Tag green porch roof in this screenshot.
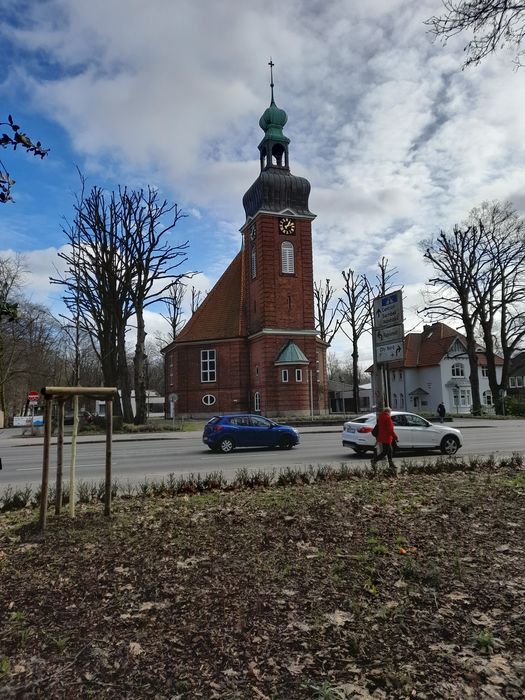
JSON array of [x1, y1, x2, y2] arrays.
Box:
[[274, 341, 309, 366]]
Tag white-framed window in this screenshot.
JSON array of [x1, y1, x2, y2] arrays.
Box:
[[516, 376, 524, 388], [251, 246, 256, 279], [482, 390, 492, 406], [202, 394, 216, 406], [452, 362, 464, 377], [254, 392, 260, 412], [453, 387, 471, 408], [393, 393, 398, 408], [281, 369, 289, 382], [201, 349, 216, 383], [281, 241, 294, 274], [295, 368, 302, 382], [481, 366, 488, 377]]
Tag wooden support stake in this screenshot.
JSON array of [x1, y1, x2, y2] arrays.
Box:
[[69, 395, 79, 518], [104, 399, 113, 516], [39, 398, 52, 532], [55, 399, 65, 515]]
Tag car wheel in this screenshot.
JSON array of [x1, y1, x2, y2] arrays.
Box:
[[440, 435, 460, 455], [352, 447, 368, 454], [279, 436, 294, 450], [219, 437, 235, 454]]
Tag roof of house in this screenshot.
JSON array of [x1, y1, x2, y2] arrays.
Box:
[[175, 250, 245, 343], [368, 322, 503, 371]]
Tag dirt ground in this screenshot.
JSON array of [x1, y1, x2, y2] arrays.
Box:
[[1, 466, 524, 699]]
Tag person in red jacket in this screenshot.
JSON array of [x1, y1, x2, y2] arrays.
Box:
[[371, 406, 398, 473]]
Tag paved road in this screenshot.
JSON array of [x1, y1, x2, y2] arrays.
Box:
[[0, 419, 523, 490]]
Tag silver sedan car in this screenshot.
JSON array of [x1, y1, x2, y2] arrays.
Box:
[[342, 411, 463, 456]]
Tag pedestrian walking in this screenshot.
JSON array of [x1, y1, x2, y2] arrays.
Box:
[[437, 402, 446, 423], [371, 407, 398, 475]]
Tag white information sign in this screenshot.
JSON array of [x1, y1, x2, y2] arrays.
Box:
[[376, 341, 404, 363], [374, 324, 404, 345]]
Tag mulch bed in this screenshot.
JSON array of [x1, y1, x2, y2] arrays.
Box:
[[1, 467, 524, 699]]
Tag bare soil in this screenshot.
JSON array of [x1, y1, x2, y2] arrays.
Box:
[[1, 467, 524, 699]]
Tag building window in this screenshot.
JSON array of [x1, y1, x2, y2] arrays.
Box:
[[251, 246, 256, 278], [483, 390, 492, 406], [481, 365, 488, 377], [281, 241, 294, 274], [254, 392, 260, 412], [452, 362, 464, 377], [255, 365, 259, 376], [509, 376, 516, 388], [393, 393, 398, 408], [400, 393, 404, 408], [281, 369, 289, 382], [399, 371, 403, 380], [295, 368, 302, 382], [201, 349, 216, 383], [202, 394, 216, 406], [516, 376, 524, 388]]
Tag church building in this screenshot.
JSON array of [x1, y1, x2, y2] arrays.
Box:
[[162, 73, 328, 418]]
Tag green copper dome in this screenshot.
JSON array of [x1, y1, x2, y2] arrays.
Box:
[[259, 98, 290, 145]]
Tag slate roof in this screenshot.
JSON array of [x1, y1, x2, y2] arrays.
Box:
[[175, 251, 245, 343]]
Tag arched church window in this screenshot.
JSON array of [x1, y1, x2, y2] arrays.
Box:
[[254, 392, 260, 412], [281, 241, 294, 274]]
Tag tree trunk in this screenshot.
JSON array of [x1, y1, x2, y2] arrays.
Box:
[[133, 308, 147, 425], [462, 312, 482, 415], [352, 344, 360, 413], [117, 330, 134, 423]]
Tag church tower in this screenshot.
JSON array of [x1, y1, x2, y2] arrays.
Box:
[[241, 62, 327, 415], [162, 64, 328, 418]]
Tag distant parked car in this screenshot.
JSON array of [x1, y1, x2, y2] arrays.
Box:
[[63, 411, 94, 426], [342, 411, 463, 456], [203, 414, 299, 453]]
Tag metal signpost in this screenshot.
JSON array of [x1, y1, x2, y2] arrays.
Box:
[[27, 391, 39, 436], [372, 290, 404, 410]]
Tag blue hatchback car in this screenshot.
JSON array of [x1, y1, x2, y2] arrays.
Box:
[[203, 414, 299, 453]]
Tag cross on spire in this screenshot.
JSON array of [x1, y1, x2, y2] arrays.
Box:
[[269, 58, 275, 102]]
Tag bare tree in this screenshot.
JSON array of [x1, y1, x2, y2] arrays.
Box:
[[466, 201, 525, 412], [374, 256, 399, 297], [52, 185, 136, 421], [338, 269, 373, 412], [426, 1, 525, 68], [191, 286, 203, 314], [119, 187, 190, 424], [0, 115, 49, 203], [420, 225, 486, 414], [313, 279, 342, 345], [161, 280, 187, 343]]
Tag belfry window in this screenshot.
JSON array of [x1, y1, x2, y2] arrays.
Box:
[[281, 241, 294, 274]]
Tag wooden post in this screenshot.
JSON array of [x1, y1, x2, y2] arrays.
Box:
[[69, 395, 79, 518], [55, 399, 65, 515], [104, 399, 113, 516], [39, 398, 52, 532]]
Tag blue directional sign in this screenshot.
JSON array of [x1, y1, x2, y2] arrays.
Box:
[[373, 290, 403, 330]]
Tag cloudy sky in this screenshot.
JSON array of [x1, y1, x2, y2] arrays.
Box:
[[1, 0, 524, 364]]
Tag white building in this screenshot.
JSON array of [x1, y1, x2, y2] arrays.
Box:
[[95, 390, 165, 419], [371, 322, 503, 415]]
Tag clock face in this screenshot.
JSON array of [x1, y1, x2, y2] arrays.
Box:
[[279, 217, 295, 235], [250, 223, 256, 241]]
